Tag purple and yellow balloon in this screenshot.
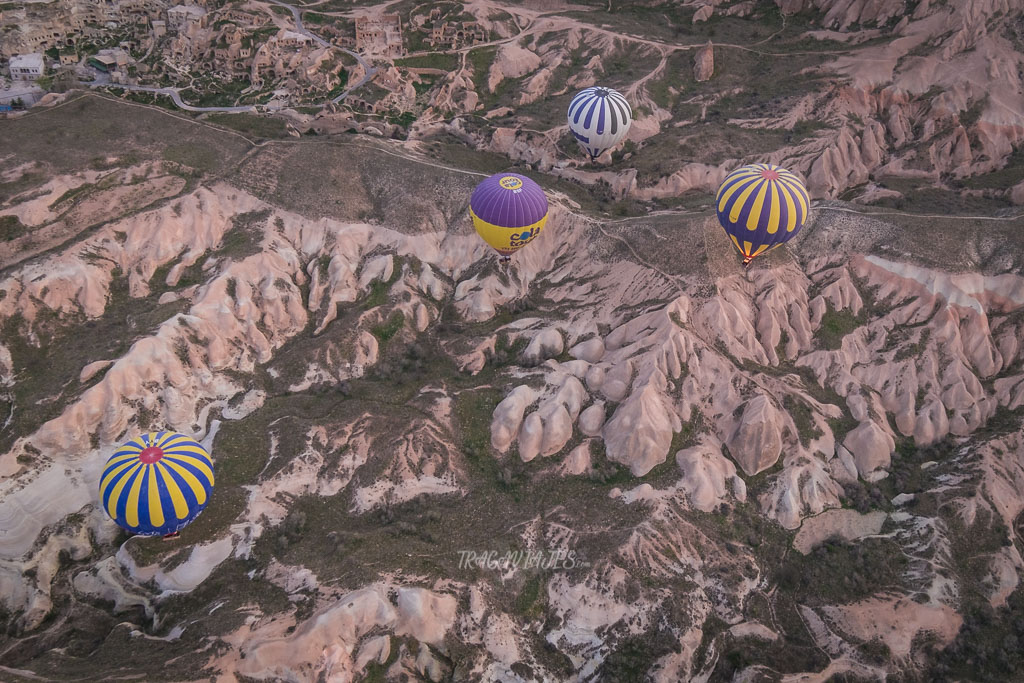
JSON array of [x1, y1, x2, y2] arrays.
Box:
[[715, 163, 810, 267], [469, 173, 549, 260]]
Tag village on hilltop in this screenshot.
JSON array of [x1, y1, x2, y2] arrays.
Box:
[[0, 0, 493, 127]]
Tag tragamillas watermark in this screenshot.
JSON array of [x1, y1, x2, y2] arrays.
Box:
[[457, 548, 589, 571]]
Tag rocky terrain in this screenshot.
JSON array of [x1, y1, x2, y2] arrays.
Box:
[[0, 1, 1022, 682], [378, 0, 1024, 217]]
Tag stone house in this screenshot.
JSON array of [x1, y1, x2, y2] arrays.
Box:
[[9, 53, 45, 81]]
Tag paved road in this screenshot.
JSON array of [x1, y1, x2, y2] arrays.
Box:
[[94, 82, 255, 112], [264, 0, 378, 103], [88, 0, 377, 113]]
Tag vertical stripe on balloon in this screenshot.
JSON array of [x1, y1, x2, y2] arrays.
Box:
[[100, 431, 214, 536], [567, 87, 632, 160], [715, 163, 810, 262]]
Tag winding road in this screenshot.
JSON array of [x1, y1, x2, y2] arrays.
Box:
[[92, 0, 378, 112], [263, 0, 378, 103], [95, 83, 256, 112], [87, 0, 850, 114]]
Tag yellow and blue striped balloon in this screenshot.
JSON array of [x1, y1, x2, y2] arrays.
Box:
[[715, 163, 810, 262], [100, 431, 215, 536]]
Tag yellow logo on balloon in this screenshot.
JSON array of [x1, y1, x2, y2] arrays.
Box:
[[499, 176, 523, 190]]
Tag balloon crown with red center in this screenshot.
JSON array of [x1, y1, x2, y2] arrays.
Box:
[[139, 445, 164, 464]]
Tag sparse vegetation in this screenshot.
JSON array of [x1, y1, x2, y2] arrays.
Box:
[[600, 630, 681, 681], [776, 537, 908, 605], [371, 310, 405, 344], [205, 113, 289, 139], [395, 53, 458, 71], [783, 394, 824, 446], [0, 215, 28, 241], [817, 303, 862, 350], [4, 10, 1024, 680]]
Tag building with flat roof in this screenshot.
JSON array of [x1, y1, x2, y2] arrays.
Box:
[[278, 30, 311, 48], [167, 4, 206, 31], [88, 54, 117, 71], [355, 14, 404, 57], [9, 53, 45, 81]]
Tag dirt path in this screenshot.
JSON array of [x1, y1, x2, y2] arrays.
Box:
[[627, 53, 669, 102], [816, 205, 1024, 222]]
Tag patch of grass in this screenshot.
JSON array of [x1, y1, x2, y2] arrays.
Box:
[[715, 597, 829, 677], [670, 405, 704, 453], [947, 507, 1013, 590], [121, 90, 179, 110], [412, 77, 437, 97], [858, 638, 892, 665], [156, 556, 292, 637], [205, 113, 288, 139], [959, 95, 987, 128], [783, 394, 824, 446], [467, 46, 496, 93], [816, 302, 862, 350], [513, 573, 545, 617], [371, 310, 405, 344], [827, 412, 859, 448], [791, 118, 830, 138], [361, 261, 402, 309], [692, 615, 728, 671], [956, 145, 1024, 191], [395, 53, 458, 71], [931, 576, 1024, 680], [775, 537, 907, 606], [599, 629, 681, 681], [218, 208, 271, 260], [862, 437, 943, 515], [49, 181, 99, 209], [454, 387, 502, 468], [389, 111, 417, 128], [302, 11, 342, 25], [161, 143, 221, 173], [0, 215, 28, 242], [872, 178, 1012, 214], [1, 95, 250, 177]]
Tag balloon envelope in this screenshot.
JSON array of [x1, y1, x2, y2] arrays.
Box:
[[715, 163, 810, 261], [100, 431, 215, 536], [470, 173, 549, 256], [567, 86, 632, 159]]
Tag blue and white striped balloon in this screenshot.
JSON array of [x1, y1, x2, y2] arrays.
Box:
[[567, 86, 632, 159]]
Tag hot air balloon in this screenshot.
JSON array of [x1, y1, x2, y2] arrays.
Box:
[[715, 163, 810, 266], [470, 172, 549, 260], [567, 86, 632, 160], [100, 431, 215, 537]]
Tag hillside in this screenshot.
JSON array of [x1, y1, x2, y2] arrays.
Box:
[[0, 91, 1021, 681], [0, 0, 1024, 679]]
